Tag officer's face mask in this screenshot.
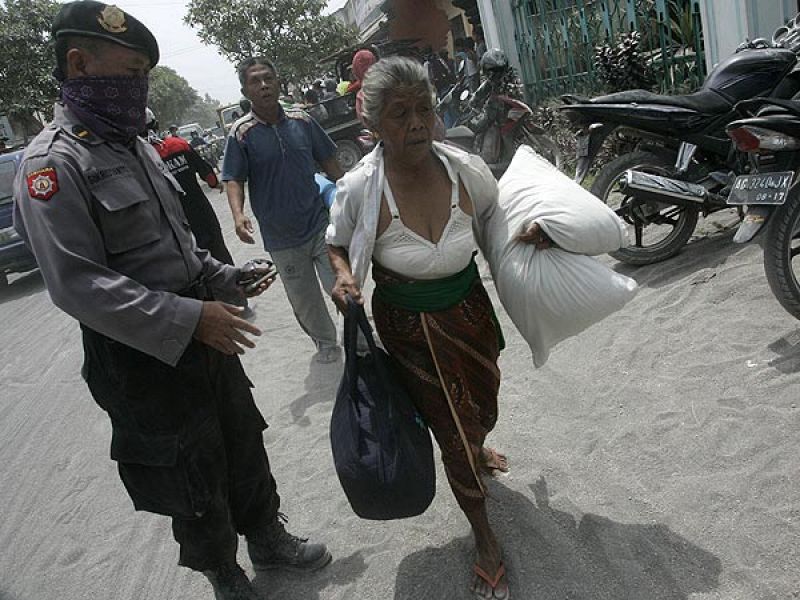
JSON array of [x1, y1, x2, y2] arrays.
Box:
[[60, 75, 149, 146]]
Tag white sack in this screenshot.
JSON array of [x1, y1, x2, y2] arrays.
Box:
[[492, 247, 638, 367], [498, 145, 628, 255], [484, 145, 638, 367]]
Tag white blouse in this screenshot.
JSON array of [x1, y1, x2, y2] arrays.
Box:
[[326, 141, 499, 288]]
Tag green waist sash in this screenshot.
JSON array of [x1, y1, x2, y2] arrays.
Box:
[[374, 258, 506, 350]]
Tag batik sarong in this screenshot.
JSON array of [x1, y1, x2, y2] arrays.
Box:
[[371, 260, 501, 512]]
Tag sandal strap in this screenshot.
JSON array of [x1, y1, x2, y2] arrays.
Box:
[[482, 448, 509, 472], [473, 562, 506, 588]]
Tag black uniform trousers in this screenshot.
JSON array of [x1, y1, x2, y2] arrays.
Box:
[[81, 324, 280, 571]]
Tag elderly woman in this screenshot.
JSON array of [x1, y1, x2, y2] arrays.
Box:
[[327, 56, 547, 600]]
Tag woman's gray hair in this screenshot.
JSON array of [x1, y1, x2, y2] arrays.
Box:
[[360, 56, 437, 130]]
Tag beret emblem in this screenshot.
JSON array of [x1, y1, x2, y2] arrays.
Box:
[[97, 5, 127, 33]]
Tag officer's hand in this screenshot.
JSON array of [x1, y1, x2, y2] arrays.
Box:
[[240, 269, 277, 298], [235, 215, 256, 244], [194, 301, 262, 355]]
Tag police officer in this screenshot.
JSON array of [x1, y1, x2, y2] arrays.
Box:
[[13, 3, 330, 599]]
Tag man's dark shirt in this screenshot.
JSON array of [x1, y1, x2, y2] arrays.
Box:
[[152, 136, 222, 245]]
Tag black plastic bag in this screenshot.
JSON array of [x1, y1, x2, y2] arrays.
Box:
[[330, 298, 436, 520]]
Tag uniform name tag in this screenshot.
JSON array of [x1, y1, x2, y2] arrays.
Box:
[[87, 165, 130, 185]]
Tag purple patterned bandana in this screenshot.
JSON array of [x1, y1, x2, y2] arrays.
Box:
[[61, 76, 149, 145]]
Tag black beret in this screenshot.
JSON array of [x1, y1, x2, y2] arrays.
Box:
[[52, 1, 159, 67]]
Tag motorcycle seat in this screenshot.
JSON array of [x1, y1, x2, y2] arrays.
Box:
[[445, 125, 475, 140], [749, 98, 800, 118], [566, 89, 733, 115]]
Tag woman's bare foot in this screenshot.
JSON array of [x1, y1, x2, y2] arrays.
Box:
[[471, 551, 508, 599], [466, 502, 508, 598], [479, 447, 508, 475]]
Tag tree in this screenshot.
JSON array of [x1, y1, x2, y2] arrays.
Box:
[[148, 66, 199, 127], [0, 0, 60, 139], [185, 0, 357, 85], [185, 93, 222, 129]]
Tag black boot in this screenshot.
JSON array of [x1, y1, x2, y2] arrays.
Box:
[[203, 562, 259, 600], [246, 517, 331, 572]]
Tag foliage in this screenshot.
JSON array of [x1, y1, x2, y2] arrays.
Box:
[[185, 0, 358, 85], [184, 93, 222, 129], [518, 0, 704, 103], [530, 101, 577, 177], [533, 99, 630, 181], [594, 31, 655, 91], [0, 0, 60, 133], [148, 66, 200, 128], [667, 0, 698, 48]]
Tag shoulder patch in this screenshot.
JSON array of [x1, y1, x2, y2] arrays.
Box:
[[26, 167, 59, 201], [284, 108, 311, 123], [233, 116, 258, 142]]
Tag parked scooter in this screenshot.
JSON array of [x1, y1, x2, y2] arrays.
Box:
[[725, 97, 800, 318], [560, 16, 800, 265], [436, 69, 471, 128], [442, 49, 562, 177]]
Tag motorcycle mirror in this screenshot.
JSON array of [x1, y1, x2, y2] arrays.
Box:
[[773, 26, 789, 45], [459, 89, 470, 101]]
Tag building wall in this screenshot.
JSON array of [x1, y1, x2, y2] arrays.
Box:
[[699, 0, 797, 68], [475, 0, 521, 75], [332, 3, 356, 27], [331, 0, 383, 32], [433, 0, 472, 57]]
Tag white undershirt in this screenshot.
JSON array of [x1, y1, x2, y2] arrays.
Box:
[[372, 165, 477, 280]]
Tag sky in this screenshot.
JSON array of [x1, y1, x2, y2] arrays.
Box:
[[107, 0, 350, 106]]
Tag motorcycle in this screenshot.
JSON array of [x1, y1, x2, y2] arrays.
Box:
[[436, 74, 470, 128], [195, 132, 223, 167], [560, 15, 800, 265], [440, 49, 562, 177], [725, 97, 800, 318]]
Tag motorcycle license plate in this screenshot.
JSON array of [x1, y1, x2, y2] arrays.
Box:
[[727, 171, 794, 205]]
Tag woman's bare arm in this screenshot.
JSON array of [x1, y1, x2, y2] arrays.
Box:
[[328, 245, 363, 313]]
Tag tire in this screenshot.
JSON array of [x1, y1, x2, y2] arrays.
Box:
[[335, 140, 363, 172], [764, 188, 800, 319], [590, 151, 700, 265]]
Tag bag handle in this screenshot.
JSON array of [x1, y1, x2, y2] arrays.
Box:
[[343, 296, 389, 398], [343, 296, 361, 398]]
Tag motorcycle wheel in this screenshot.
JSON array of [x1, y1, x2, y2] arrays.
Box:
[[335, 140, 363, 172], [764, 188, 800, 319], [591, 151, 700, 266], [518, 129, 563, 172]]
